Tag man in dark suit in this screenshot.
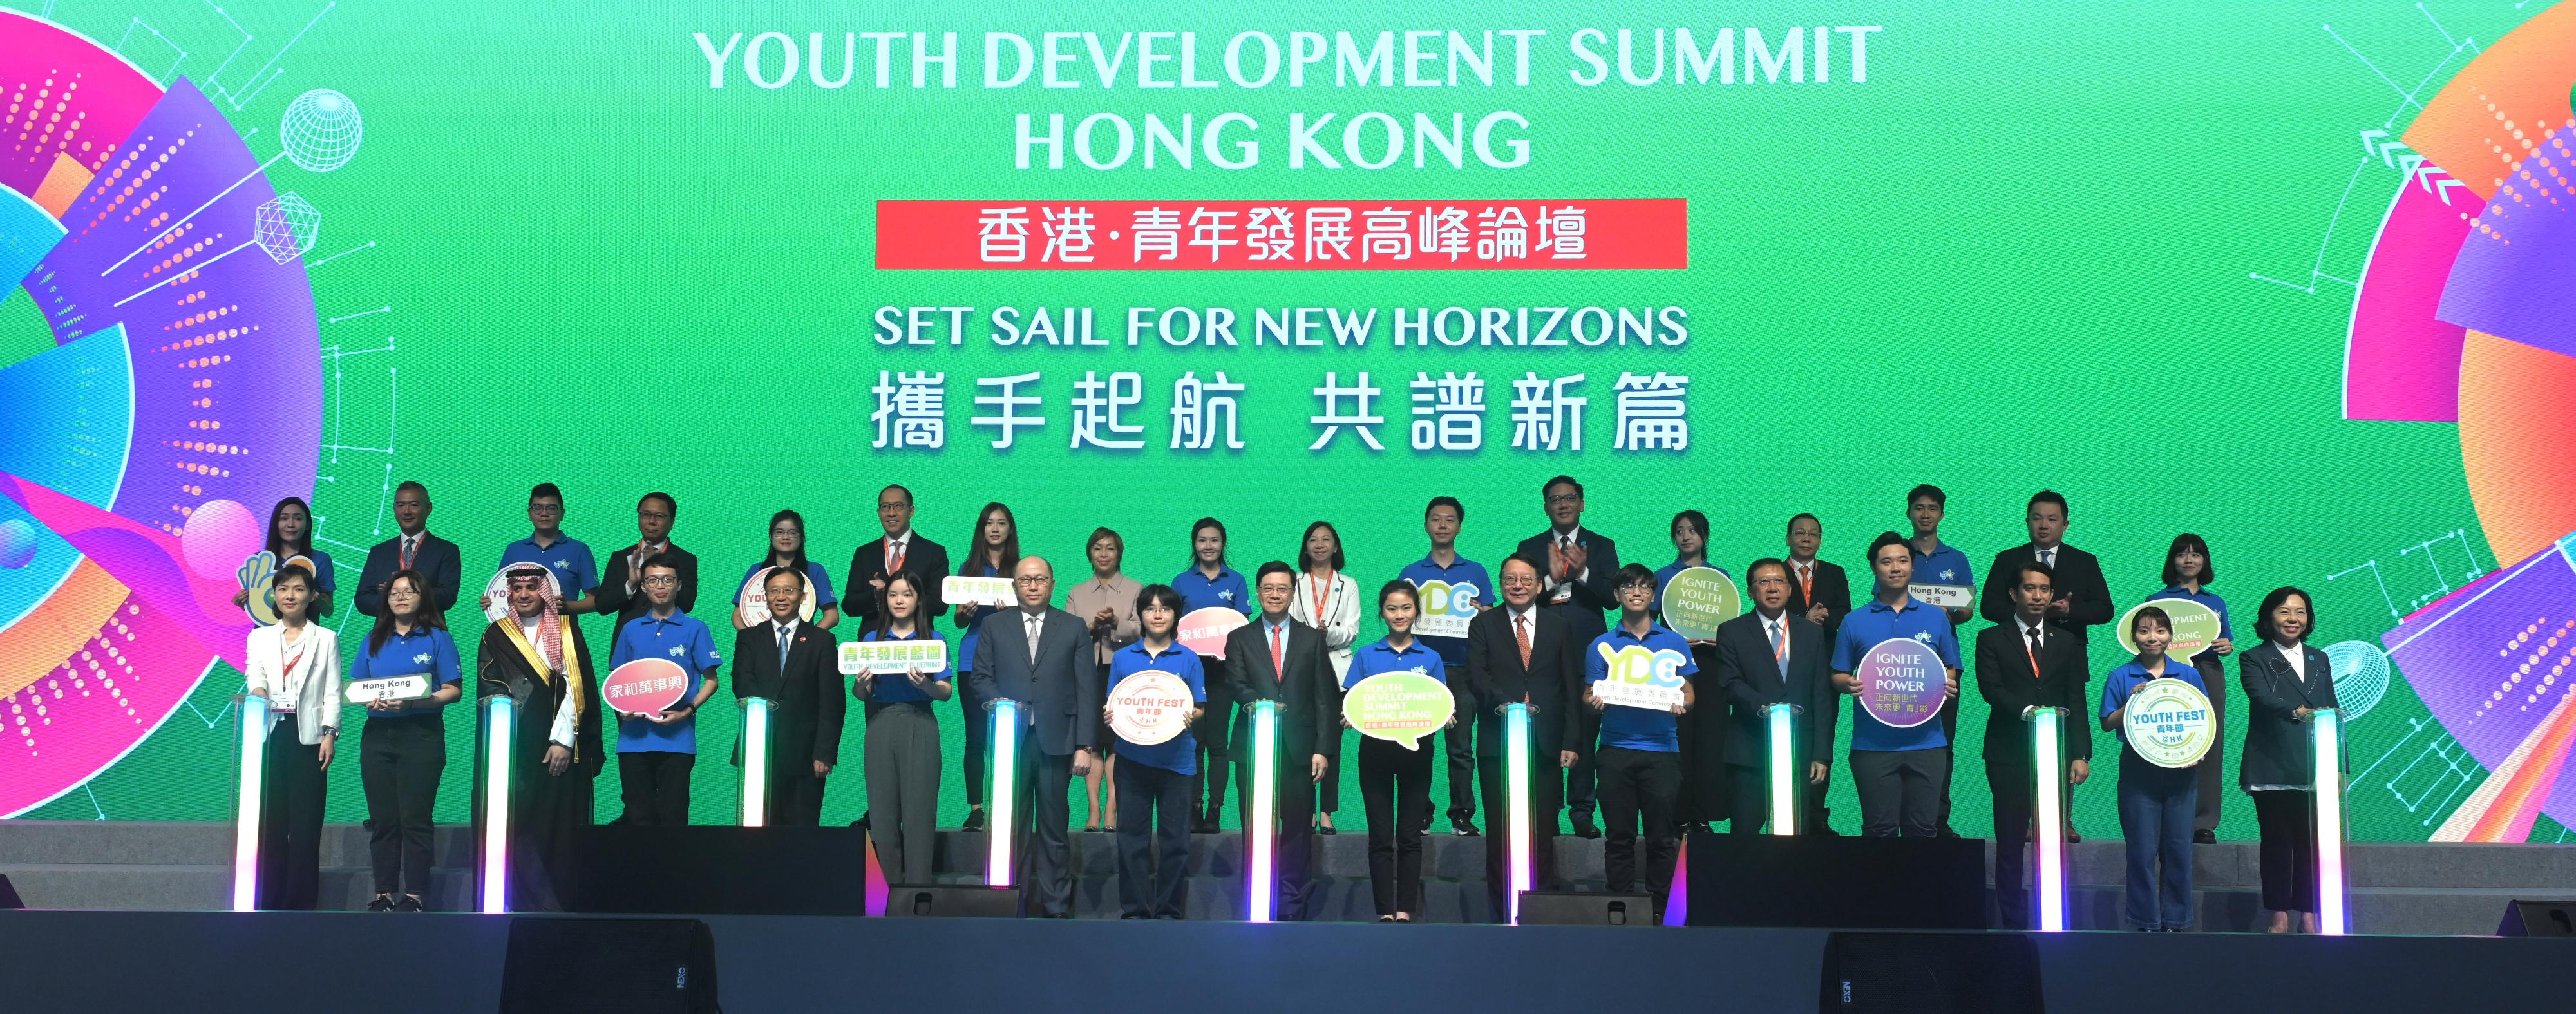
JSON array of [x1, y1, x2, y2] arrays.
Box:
[[1225, 561, 1338, 921], [846, 484, 949, 629], [1713, 559, 1839, 834], [966, 556, 1100, 917], [1783, 513, 1851, 640], [731, 568, 845, 827], [1465, 554, 1583, 921], [594, 492, 698, 638], [1515, 475, 1619, 839], [353, 481, 462, 620], [1978, 489, 2114, 839], [1976, 560, 2094, 929]]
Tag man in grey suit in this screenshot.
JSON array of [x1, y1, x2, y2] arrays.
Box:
[[969, 556, 1101, 917]]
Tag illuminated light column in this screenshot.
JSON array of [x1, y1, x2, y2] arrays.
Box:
[[2026, 705, 2068, 933], [231, 695, 272, 912], [1763, 703, 1801, 835], [1504, 702, 1533, 925], [478, 694, 516, 915], [987, 698, 1021, 887], [739, 696, 774, 827], [2313, 707, 2347, 936], [1246, 699, 1280, 923]]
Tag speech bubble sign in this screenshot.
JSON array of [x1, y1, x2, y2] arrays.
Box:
[[2122, 677, 2217, 768], [1411, 578, 1483, 638], [2116, 597, 2226, 660], [603, 658, 689, 716], [839, 638, 948, 676], [943, 575, 1015, 607], [1108, 670, 1196, 745], [1658, 567, 1742, 640], [1177, 606, 1249, 656], [1853, 637, 1945, 729], [1341, 671, 1455, 751], [345, 673, 432, 705], [1592, 640, 1690, 710], [736, 566, 819, 627]]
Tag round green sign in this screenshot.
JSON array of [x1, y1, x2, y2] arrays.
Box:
[[2116, 597, 2226, 660], [1659, 566, 1743, 640]]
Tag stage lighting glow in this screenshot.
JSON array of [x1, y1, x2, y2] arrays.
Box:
[[2314, 707, 2347, 935], [1504, 702, 1532, 924], [1247, 699, 1280, 923], [478, 696, 515, 915], [989, 698, 1020, 887], [1764, 703, 1799, 835], [2028, 705, 2067, 933], [230, 695, 270, 912], [739, 697, 773, 827]]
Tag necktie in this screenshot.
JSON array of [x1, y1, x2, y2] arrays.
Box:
[[1558, 536, 1575, 580], [1795, 562, 1812, 606], [2039, 548, 2055, 568], [1769, 619, 1786, 662], [1027, 613, 1043, 665], [2026, 627, 2045, 678], [887, 537, 905, 575], [1515, 615, 1533, 669], [1269, 623, 1284, 682], [399, 535, 417, 569], [777, 624, 792, 673]]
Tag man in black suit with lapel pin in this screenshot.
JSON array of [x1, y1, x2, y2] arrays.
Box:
[[1466, 554, 1582, 922], [1780, 513, 1850, 833], [354, 481, 462, 620], [967, 556, 1100, 917], [732, 567, 844, 827], [595, 492, 699, 639], [1976, 560, 2094, 929], [1515, 475, 1619, 839], [847, 484, 949, 630], [1226, 561, 1338, 921], [1713, 559, 1838, 834], [1980, 489, 2113, 841]]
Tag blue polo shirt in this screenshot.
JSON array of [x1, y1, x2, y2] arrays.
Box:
[[1648, 560, 1732, 617], [734, 560, 840, 611], [1345, 637, 1446, 690], [2151, 585, 2231, 662], [1831, 595, 1963, 752], [1110, 641, 1204, 774], [611, 611, 724, 754], [2099, 658, 2208, 760], [1874, 539, 1974, 607], [350, 625, 460, 719], [858, 626, 946, 703], [1399, 554, 1491, 667], [1584, 622, 1699, 752], [952, 561, 1003, 674], [1172, 565, 1252, 617], [500, 534, 599, 602]]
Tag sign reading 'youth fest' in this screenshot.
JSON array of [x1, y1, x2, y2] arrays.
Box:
[[1853, 638, 1944, 729], [1107, 671, 1195, 745], [2122, 678, 2217, 769]]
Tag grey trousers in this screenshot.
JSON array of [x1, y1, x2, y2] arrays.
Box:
[[1850, 747, 1948, 839], [866, 701, 942, 885]]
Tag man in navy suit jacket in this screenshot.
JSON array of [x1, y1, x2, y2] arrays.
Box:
[[966, 557, 1101, 917], [1712, 559, 1839, 834], [353, 481, 462, 619], [1514, 475, 1620, 838]]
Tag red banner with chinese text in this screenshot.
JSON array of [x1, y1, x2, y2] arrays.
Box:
[[876, 199, 1685, 269]]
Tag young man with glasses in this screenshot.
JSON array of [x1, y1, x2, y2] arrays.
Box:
[[495, 483, 601, 617], [609, 555, 723, 825]]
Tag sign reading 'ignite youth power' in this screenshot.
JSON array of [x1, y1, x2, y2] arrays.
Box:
[[1854, 638, 1944, 729]]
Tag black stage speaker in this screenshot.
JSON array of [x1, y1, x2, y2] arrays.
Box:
[[0, 874, 22, 909], [882, 885, 1025, 918], [577, 825, 867, 915], [1518, 891, 1656, 926], [2497, 899, 2576, 937], [501, 917, 718, 1014], [1819, 932, 2042, 1014], [1685, 832, 1987, 929]]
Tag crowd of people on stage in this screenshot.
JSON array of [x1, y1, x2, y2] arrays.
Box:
[[234, 477, 2347, 932]]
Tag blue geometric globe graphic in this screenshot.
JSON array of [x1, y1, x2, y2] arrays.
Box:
[[2326, 640, 2393, 723], [279, 88, 363, 173]]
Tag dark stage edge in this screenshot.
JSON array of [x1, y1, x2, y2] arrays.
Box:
[[3, 910, 2566, 1013]]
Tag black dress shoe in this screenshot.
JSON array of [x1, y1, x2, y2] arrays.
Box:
[[1454, 819, 1481, 836], [961, 807, 985, 832], [1191, 817, 1218, 835], [1571, 815, 1601, 839], [366, 895, 395, 912], [2065, 829, 2082, 843], [855, 810, 871, 830], [1318, 823, 1338, 836], [2193, 828, 2217, 845], [395, 895, 424, 912]]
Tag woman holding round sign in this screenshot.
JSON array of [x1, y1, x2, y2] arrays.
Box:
[[2099, 606, 2211, 932], [352, 570, 462, 912], [1294, 521, 1363, 836], [2151, 534, 2233, 844], [1104, 584, 1206, 919], [1651, 510, 1738, 832], [855, 572, 951, 887], [947, 502, 1021, 833], [2239, 587, 2342, 934], [1342, 580, 1455, 922], [730, 508, 840, 632]]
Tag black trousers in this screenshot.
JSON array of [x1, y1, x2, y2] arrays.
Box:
[[1444, 663, 1479, 825], [1851, 747, 1947, 838], [1358, 735, 1434, 917], [618, 751, 694, 825], [1935, 693, 1961, 832], [1988, 759, 2038, 929], [1565, 707, 1601, 819], [1596, 747, 1682, 911], [1725, 762, 1794, 834], [2192, 655, 2228, 832], [256, 721, 327, 911], [360, 714, 444, 897], [1010, 736, 1078, 916], [956, 672, 990, 808], [1675, 653, 1730, 826], [2253, 789, 2318, 912], [1191, 658, 1236, 821], [1317, 722, 1345, 816], [766, 761, 826, 827], [1476, 714, 1564, 922], [1115, 760, 1192, 918], [1233, 712, 1321, 920]]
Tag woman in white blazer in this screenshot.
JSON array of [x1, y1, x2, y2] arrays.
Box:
[[243, 562, 341, 910], [1292, 521, 1361, 833]]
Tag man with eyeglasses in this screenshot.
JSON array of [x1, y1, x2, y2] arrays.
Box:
[[594, 492, 700, 640], [846, 484, 949, 629], [494, 482, 601, 617], [967, 557, 1101, 917], [1513, 475, 1620, 839], [608, 555, 724, 825]]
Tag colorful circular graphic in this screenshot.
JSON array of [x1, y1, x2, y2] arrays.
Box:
[[1, 12, 325, 816]]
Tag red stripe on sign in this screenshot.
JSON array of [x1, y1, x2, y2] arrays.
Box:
[[876, 199, 1685, 270]]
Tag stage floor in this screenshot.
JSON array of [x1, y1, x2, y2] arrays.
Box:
[[1, 909, 2567, 1013]]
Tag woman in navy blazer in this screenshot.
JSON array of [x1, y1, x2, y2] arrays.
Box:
[[2237, 586, 2342, 933]]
